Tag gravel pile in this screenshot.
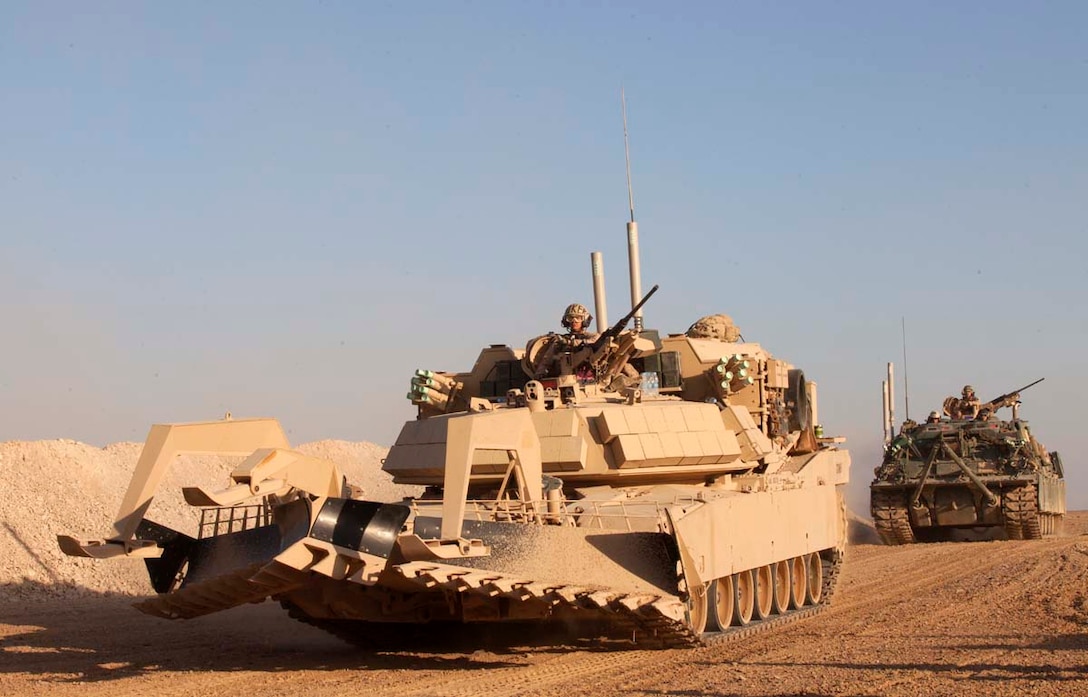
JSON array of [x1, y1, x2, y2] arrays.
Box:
[[0, 438, 420, 601]]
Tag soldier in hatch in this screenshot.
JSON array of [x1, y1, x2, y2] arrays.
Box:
[[528, 303, 595, 379], [561, 303, 596, 342], [530, 303, 641, 387], [560, 303, 598, 381], [956, 385, 981, 420]]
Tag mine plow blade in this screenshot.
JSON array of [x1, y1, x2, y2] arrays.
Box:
[[56, 416, 419, 616], [131, 499, 411, 619], [136, 560, 309, 619], [348, 515, 702, 645], [56, 417, 296, 557], [391, 559, 696, 646]]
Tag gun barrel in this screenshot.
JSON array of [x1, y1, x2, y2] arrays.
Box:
[[619, 284, 658, 328], [983, 378, 1045, 408], [1015, 377, 1045, 393], [592, 284, 659, 352]]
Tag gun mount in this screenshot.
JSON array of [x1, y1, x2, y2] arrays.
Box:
[[977, 378, 1045, 419]]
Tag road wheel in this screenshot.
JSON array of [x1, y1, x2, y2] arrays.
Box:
[[685, 581, 709, 634], [685, 582, 708, 635], [771, 560, 790, 614], [753, 564, 774, 620], [789, 556, 807, 610], [805, 553, 824, 605], [707, 575, 734, 631], [733, 570, 755, 626]]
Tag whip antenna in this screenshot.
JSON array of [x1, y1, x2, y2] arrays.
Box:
[[622, 88, 644, 331], [623, 88, 635, 224]]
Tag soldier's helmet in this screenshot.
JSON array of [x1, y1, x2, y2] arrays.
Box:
[[962, 385, 975, 397], [561, 303, 592, 330], [928, 410, 941, 422]]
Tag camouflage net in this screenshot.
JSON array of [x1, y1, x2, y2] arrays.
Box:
[[685, 314, 741, 342]]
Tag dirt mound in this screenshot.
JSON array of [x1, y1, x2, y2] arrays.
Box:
[[0, 438, 420, 601]]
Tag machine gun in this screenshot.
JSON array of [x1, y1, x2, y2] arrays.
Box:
[[525, 285, 660, 389], [569, 284, 659, 389], [589, 284, 659, 353], [980, 378, 1045, 416]]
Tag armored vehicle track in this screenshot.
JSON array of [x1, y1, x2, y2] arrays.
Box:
[[870, 491, 916, 546]]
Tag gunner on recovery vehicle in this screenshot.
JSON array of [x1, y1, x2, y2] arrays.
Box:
[[560, 303, 597, 380], [561, 303, 596, 342], [531, 302, 642, 386], [955, 385, 981, 420]]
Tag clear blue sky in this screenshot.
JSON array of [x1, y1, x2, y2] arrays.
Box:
[[2, 2, 1085, 511]]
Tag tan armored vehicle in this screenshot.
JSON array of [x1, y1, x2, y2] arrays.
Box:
[[872, 373, 1065, 544], [58, 272, 850, 648], [58, 135, 851, 646]]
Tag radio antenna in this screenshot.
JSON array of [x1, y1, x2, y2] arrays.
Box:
[[621, 88, 644, 331], [901, 316, 911, 421], [623, 88, 636, 224]]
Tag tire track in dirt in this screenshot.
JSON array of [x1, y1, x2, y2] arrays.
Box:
[[558, 544, 1010, 692], [721, 536, 1088, 697], [830, 539, 1080, 695], [515, 538, 1075, 697], [531, 536, 1087, 697]]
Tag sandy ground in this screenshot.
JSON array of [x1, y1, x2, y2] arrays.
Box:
[[2, 526, 1086, 696], [2, 439, 1086, 696]]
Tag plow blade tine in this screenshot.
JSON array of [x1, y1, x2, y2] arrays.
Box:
[[580, 590, 620, 608], [547, 586, 580, 604], [136, 565, 260, 619], [135, 561, 307, 619], [390, 559, 695, 645], [57, 536, 160, 559]]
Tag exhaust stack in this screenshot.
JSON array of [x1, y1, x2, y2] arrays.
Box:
[[627, 221, 643, 332], [882, 362, 896, 445], [591, 251, 608, 329], [882, 379, 891, 445], [887, 362, 896, 433]]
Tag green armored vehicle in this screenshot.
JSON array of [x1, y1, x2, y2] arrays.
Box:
[[871, 379, 1065, 544]]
